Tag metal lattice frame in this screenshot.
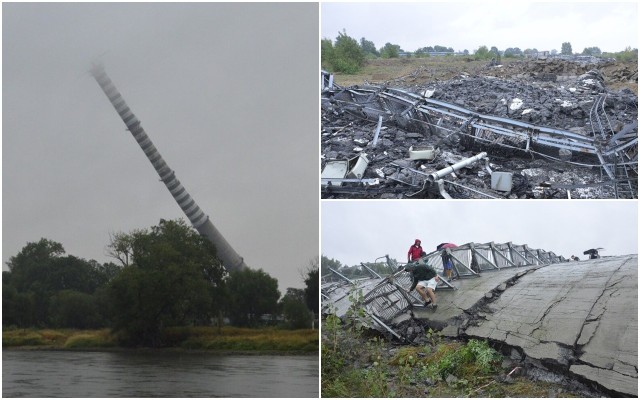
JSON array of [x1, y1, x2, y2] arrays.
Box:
[[323, 241, 568, 339], [322, 78, 638, 198]]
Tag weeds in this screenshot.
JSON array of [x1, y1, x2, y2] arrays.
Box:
[[3, 327, 317, 352], [321, 329, 510, 397], [64, 332, 115, 349]]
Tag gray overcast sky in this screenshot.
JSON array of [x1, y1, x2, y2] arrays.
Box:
[[322, 201, 638, 267], [2, 3, 318, 291], [322, 1, 638, 53]]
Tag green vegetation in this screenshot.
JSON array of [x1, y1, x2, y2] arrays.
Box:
[[322, 34, 638, 77], [380, 42, 402, 59], [322, 30, 366, 74], [474, 45, 493, 60], [582, 46, 602, 56], [321, 254, 398, 281], [603, 46, 638, 62], [3, 328, 114, 348], [321, 320, 580, 397], [321, 291, 578, 397], [226, 267, 281, 327], [175, 327, 318, 352], [3, 219, 318, 349], [3, 326, 318, 353]]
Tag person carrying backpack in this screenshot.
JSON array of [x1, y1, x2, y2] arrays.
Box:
[[404, 261, 439, 309]]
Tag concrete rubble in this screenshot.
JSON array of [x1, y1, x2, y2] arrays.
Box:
[[321, 57, 638, 199], [322, 244, 638, 397]]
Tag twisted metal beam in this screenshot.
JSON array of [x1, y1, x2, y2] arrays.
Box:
[[322, 241, 567, 338], [322, 79, 637, 197]]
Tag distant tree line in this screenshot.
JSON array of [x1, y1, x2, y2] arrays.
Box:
[[3, 219, 318, 346], [321, 31, 638, 74], [320, 255, 398, 283]]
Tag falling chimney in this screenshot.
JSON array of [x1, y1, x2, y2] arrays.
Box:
[[91, 65, 247, 271]]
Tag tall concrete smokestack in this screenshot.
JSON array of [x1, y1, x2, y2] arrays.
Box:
[[91, 65, 247, 271]]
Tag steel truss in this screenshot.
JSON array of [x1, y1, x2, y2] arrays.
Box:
[[322, 81, 638, 198], [322, 241, 567, 340]]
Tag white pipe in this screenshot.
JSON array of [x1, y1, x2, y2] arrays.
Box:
[[429, 152, 488, 181]]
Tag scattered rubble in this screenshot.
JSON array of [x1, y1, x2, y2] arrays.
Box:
[[321, 58, 638, 199]]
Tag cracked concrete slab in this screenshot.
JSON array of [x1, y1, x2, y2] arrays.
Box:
[[412, 255, 637, 396]]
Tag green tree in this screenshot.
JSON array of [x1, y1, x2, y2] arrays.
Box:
[[433, 45, 452, 53], [226, 268, 280, 327], [106, 219, 225, 346], [3, 239, 113, 327], [5, 238, 65, 292], [414, 48, 430, 58], [321, 255, 343, 276], [360, 37, 379, 57], [2, 280, 34, 327], [380, 42, 401, 58], [617, 47, 638, 62], [321, 38, 335, 70], [49, 290, 103, 329], [561, 42, 572, 55], [303, 257, 319, 314], [362, 261, 395, 276], [331, 30, 365, 74], [503, 47, 522, 57], [280, 288, 312, 329], [582, 46, 602, 56], [474, 45, 492, 60]]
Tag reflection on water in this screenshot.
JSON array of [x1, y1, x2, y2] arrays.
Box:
[[3, 350, 318, 397]]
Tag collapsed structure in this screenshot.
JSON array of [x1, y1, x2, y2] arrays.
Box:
[[92, 65, 247, 272], [321, 58, 638, 199], [321, 244, 638, 396], [322, 241, 566, 338]]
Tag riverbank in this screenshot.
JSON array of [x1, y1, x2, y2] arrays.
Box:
[[3, 327, 318, 353], [321, 324, 594, 398]]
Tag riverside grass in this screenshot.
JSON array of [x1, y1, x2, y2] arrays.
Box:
[[321, 328, 581, 397], [3, 327, 318, 352]]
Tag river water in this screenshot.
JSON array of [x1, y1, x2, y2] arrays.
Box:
[[3, 350, 318, 397]]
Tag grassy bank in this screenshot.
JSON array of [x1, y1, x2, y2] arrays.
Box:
[[3, 327, 318, 353], [321, 321, 584, 398]]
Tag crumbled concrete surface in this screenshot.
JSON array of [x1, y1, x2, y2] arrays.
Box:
[[411, 255, 638, 396]]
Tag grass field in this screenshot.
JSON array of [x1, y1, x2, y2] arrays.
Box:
[[2, 326, 318, 353], [331, 57, 516, 87], [330, 56, 637, 94]]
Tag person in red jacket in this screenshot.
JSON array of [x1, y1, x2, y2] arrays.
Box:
[[407, 239, 423, 263]]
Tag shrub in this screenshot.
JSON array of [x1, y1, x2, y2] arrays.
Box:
[[3, 331, 45, 347], [64, 331, 115, 348]]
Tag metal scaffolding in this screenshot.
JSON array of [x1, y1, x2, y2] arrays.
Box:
[[321, 241, 567, 340], [322, 77, 638, 198]]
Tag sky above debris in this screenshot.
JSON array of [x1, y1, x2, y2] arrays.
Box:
[[2, 3, 319, 291], [321, 201, 638, 267], [322, 1, 638, 53]]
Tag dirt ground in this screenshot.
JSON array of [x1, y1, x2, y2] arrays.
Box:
[[332, 57, 638, 94]]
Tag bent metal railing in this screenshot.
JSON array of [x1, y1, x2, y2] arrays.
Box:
[[322, 241, 567, 340], [322, 77, 638, 198]]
